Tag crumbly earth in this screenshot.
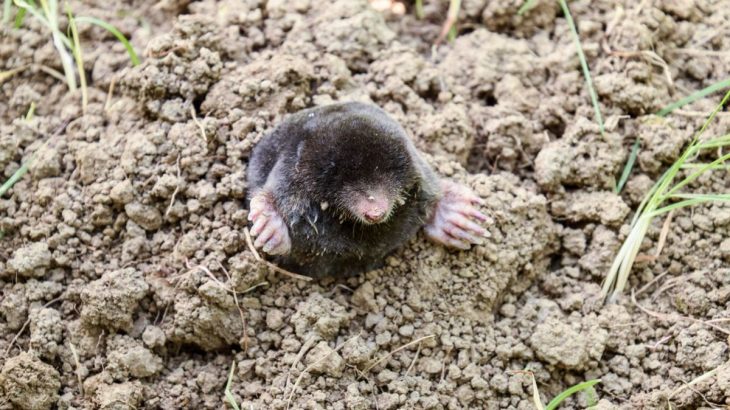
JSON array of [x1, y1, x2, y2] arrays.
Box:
[[1, 0, 730, 409]]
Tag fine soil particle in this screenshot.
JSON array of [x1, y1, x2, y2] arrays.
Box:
[[2, 0, 730, 409]]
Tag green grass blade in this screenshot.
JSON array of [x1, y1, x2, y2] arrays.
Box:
[[0, 66, 26, 84], [66, 4, 87, 113], [224, 361, 241, 410], [545, 379, 601, 410], [649, 198, 722, 217], [559, 0, 604, 135], [657, 78, 730, 117], [0, 162, 31, 197], [25, 101, 35, 120], [518, 0, 539, 15], [75, 15, 140, 66], [664, 151, 730, 198], [616, 139, 640, 193], [415, 0, 423, 19], [14, 6, 25, 27], [13, 0, 47, 25], [669, 193, 730, 201], [681, 163, 730, 170], [3, 0, 12, 24]]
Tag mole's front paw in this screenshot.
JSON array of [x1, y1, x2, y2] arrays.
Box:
[[248, 191, 291, 255], [424, 180, 491, 250]]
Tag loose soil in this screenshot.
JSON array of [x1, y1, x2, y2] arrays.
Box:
[[1, 0, 730, 409]]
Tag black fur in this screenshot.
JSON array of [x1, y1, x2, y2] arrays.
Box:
[[247, 102, 441, 277]]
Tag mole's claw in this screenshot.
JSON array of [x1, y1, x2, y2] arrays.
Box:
[[248, 190, 291, 255], [424, 224, 470, 250], [250, 216, 268, 237], [445, 224, 483, 245], [263, 230, 291, 255], [424, 179, 491, 250]]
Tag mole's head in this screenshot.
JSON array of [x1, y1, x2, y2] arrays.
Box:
[[297, 109, 416, 225]]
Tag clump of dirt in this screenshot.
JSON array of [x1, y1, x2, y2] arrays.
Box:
[[0, 352, 61, 410], [2, 0, 730, 409]]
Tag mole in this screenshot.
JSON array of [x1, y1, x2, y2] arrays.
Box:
[[247, 102, 490, 277]]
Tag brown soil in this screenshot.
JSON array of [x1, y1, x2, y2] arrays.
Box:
[[1, 0, 730, 409]]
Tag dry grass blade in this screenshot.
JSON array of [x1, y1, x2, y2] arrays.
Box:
[[68, 341, 85, 397], [190, 107, 208, 142], [363, 334, 435, 373], [668, 364, 723, 400], [529, 372, 545, 410], [653, 210, 674, 259], [631, 290, 730, 335]]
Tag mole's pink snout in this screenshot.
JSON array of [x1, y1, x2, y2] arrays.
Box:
[[355, 192, 390, 224]]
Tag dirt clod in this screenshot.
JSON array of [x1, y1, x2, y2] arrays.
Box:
[[0, 352, 61, 410]]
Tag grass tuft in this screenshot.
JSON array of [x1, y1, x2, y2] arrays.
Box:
[[15, 0, 77, 90], [603, 89, 730, 301], [8, 0, 139, 109]]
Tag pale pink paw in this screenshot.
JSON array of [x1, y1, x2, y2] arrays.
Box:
[[248, 191, 291, 255], [424, 180, 491, 250]]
